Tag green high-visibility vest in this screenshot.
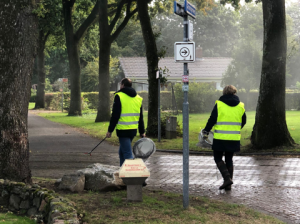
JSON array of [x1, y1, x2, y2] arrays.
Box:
[[115, 92, 143, 130], [214, 100, 245, 141]]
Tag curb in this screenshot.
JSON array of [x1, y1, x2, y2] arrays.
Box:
[[156, 149, 300, 156]]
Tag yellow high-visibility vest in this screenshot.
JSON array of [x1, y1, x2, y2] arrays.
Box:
[[115, 92, 143, 130], [214, 100, 245, 141]]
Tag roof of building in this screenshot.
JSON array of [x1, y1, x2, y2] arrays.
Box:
[[119, 57, 232, 80]]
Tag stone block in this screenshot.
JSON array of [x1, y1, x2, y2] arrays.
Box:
[[20, 200, 30, 209], [77, 163, 119, 191], [127, 185, 143, 202], [27, 207, 38, 216], [165, 116, 177, 139], [112, 172, 125, 186], [166, 116, 177, 131], [0, 190, 9, 206], [39, 199, 47, 212], [9, 194, 21, 210], [166, 131, 177, 139], [58, 174, 85, 192]]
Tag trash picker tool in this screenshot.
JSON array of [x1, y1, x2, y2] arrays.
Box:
[[84, 137, 107, 156]]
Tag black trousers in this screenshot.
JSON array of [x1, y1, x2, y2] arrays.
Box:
[[213, 150, 234, 167]]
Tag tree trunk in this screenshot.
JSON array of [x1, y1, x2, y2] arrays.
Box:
[[95, 0, 137, 122], [35, 31, 46, 109], [62, 0, 82, 116], [137, 0, 159, 136], [95, 0, 111, 122], [251, 0, 295, 149], [0, 0, 38, 183]]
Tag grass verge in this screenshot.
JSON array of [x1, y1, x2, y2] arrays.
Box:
[[0, 211, 35, 224], [35, 110, 300, 152], [33, 178, 284, 224], [28, 103, 35, 110]]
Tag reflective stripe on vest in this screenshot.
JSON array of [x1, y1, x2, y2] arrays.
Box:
[[214, 100, 245, 141], [115, 92, 143, 130]]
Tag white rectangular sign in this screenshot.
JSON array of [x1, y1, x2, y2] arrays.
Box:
[[174, 42, 195, 63], [188, 21, 193, 41]]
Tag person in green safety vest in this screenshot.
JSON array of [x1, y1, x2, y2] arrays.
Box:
[[203, 85, 246, 190], [106, 78, 146, 167]]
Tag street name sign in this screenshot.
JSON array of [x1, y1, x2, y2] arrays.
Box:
[[184, 0, 196, 19], [174, 1, 185, 17], [174, 42, 195, 62]]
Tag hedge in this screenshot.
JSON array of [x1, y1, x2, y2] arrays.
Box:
[[41, 88, 300, 113]]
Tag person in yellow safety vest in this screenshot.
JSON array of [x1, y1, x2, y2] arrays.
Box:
[[203, 85, 246, 190], [106, 78, 146, 167]]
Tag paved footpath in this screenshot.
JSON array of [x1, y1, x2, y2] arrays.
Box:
[[28, 112, 300, 224]]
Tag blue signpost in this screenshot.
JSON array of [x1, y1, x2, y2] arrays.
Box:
[[174, 0, 196, 209], [184, 0, 196, 19]]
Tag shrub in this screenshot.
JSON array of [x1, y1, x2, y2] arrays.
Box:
[[30, 89, 36, 102], [174, 82, 219, 113], [82, 92, 98, 109], [43, 90, 300, 113]]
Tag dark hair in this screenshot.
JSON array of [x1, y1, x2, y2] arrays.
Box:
[[121, 78, 132, 87]]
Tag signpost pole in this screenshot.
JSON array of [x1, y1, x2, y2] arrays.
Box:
[[182, 14, 189, 209], [158, 70, 161, 142], [174, 0, 195, 209], [61, 89, 64, 112]]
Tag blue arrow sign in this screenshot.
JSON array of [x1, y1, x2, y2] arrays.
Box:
[[184, 0, 196, 19]]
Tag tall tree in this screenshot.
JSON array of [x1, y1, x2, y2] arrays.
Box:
[[136, 0, 216, 136], [251, 0, 294, 148], [62, 0, 100, 116], [35, 0, 62, 109], [95, 0, 138, 122], [0, 0, 38, 183], [136, 0, 159, 136], [222, 0, 295, 149]]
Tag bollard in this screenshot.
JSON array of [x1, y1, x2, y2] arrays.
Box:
[[119, 158, 150, 202], [166, 116, 177, 139]]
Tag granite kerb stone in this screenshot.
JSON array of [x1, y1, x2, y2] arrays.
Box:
[[0, 179, 79, 224]]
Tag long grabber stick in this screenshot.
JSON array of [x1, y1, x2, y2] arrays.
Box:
[[84, 137, 107, 156]]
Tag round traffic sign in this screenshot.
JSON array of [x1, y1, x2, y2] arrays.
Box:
[[180, 47, 190, 58]]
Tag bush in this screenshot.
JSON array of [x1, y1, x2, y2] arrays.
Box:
[[29, 89, 36, 102], [174, 82, 219, 113], [43, 90, 300, 113], [82, 92, 98, 109]]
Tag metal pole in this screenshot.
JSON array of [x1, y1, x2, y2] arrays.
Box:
[[182, 14, 189, 209], [61, 89, 64, 112], [158, 72, 161, 142]]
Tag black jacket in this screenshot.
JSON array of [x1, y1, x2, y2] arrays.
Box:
[[204, 94, 246, 152], [108, 87, 145, 138]]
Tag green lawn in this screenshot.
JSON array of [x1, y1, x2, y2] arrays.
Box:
[[28, 102, 35, 110], [37, 110, 300, 152], [34, 177, 283, 224], [0, 212, 35, 224]]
